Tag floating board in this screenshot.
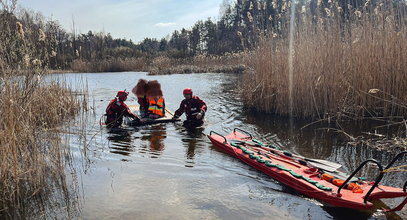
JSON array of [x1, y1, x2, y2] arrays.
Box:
[[124, 104, 180, 126]]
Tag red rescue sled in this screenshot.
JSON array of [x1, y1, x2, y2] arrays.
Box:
[[207, 128, 407, 211]]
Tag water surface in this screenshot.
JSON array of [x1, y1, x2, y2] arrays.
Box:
[[58, 72, 406, 219]]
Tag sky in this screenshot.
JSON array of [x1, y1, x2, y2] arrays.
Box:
[[18, 0, 223, 43]]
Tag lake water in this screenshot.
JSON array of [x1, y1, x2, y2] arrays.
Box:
[[56, 72, 406, 219]]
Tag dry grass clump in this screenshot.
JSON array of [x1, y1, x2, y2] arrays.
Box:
[[0, 73, 84, 218], [242, 1, 407, 120]]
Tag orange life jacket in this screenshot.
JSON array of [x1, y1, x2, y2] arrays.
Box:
[[147, 96, 165, 117], [321, 173, 363, 193]]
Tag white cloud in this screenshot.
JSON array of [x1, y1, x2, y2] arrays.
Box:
[[154, 22, 177, 27]]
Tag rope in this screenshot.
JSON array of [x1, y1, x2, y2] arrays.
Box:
[[381, 164, 407, 173]]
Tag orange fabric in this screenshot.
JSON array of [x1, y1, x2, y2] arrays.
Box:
[[348, 183, 364, 193], [347, 182, 358, 190], [352, 188, 364, 193], [322, 173, 334, 182], [147, 96, 164, 117], [332, 179, 345, 186], [322, 173, 364, 193]]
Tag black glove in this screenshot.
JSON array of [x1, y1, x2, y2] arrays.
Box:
[[132, 117, 141, 124]]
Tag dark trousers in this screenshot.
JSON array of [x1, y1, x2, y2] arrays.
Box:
[[183, 119, 203, 128], [106, 116, 123, 128]]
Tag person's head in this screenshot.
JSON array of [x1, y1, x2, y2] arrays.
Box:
[[116, 90, 129, 101], [132, 79, 148, 97], [146, 80, 163, 97], [183, 88, 192, 100]]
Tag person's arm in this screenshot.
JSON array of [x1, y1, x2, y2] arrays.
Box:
[[197, 96, 207, 115], [105, 100, 114, 114], [174, 100, 185, 118], [123, 103, 139, 119], [195, 97, 207, 120]]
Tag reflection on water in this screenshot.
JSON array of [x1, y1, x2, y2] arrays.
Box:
[[60, 72, 407, 219], [176, 125, 206, 167], [140, 124, 167, 157], [107, 129, 134, 156]]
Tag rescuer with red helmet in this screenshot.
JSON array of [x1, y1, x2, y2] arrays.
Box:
[[173, 88, 207, 128], [105, 90, 139, 128]]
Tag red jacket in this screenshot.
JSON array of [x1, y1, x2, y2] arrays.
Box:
[[174, 96, 207, 120], [105, 98, 137, 127]]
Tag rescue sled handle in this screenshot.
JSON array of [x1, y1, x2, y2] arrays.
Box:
[[337, 159, 383, 203], [339, 151, 407, 204], [385, 151, 407, 170], [209, 131, 227, 144], [384, 151, 407, 193], [233, 128, 252, 139]]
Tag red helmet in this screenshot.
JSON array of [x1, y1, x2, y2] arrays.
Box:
[[183, 88, 193, 95], [116, 90, 129, 101]]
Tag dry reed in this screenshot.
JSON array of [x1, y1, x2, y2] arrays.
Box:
[[70, 54, 245, 75], [70, 57, 149, 73], [242, 1, 407, 121], [1, 5, 85, 218], [148, 54, 245, 75], [0, 72, 84, 218]]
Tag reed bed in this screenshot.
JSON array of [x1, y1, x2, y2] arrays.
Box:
[[1, 6, 86, 217], [69, 54, 245, 75], [148, 54, 245, 75], [0, 72, 85, 218], [70, 57, 149, 73], [242, 2, 407, 121]]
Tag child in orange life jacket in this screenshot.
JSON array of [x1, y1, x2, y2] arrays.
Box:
[[145, 80, 165, 119], [105, 90, 139, 128], [173, 88, 207, 128]]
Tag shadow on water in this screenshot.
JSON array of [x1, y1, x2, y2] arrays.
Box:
[[322, 205, 405, 220]]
